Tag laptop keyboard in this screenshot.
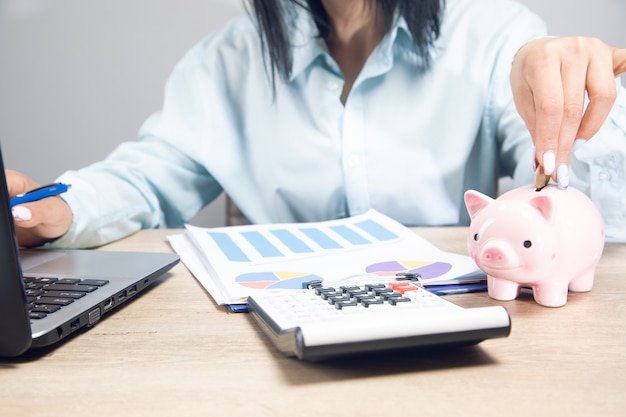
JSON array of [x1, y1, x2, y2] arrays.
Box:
[[23, 276, 109, 319]]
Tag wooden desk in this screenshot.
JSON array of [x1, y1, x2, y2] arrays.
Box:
[[1, 228, 625, 417]]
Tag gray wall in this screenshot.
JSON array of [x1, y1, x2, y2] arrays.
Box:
[[1, 0, 624, 227]]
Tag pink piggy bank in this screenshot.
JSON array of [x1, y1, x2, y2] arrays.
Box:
[[464, 185, 604, 307]]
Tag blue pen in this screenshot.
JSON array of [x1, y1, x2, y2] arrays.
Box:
[[10, 183, 70, 207]]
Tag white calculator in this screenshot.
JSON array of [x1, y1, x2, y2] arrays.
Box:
[[247, 280, 511, 361]]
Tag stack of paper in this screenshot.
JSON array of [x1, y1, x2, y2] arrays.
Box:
[[167, 210, 485, 310]]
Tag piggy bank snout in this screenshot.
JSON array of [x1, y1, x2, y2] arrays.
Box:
[[482, 247, 506, 264], [477, 241, 519, 269]]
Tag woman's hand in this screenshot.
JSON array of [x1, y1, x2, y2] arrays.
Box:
[[511, 36, 626, 188], [6, 169, 73, 247]]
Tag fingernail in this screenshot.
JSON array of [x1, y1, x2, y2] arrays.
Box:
[[557, 164, 569, 189], [543, 151, 556, 175], [571, 138, 586, 153], [12, 206, 32, 221]]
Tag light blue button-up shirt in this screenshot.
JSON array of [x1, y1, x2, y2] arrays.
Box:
[[53, 0, 626, 248]]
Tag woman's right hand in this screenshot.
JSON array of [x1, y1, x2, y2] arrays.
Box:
[[510, 37, 626, 188], [6, 169, 73, 247]]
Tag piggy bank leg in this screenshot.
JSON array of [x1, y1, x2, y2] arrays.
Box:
[[487, 276, 521, 301], [568, 270, 595, 293], [532, 282, 569, 307]]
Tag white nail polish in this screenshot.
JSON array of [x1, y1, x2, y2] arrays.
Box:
[[543, 151, 556, 175], [12, 206, 32, 221], [557, 164, 569, 189]]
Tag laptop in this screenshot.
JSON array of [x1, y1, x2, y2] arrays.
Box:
[[0, 145, 180, 357]]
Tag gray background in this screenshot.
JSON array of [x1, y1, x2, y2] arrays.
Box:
[[1, 0, 624, 227]]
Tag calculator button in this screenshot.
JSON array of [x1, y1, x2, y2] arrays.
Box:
[[327, 295, 351, 305], [365, 284, 386, 291], [314, 287, 336, 295], [361, 299, 385, 307], [387, 297, 412, 305], [334, 300, 358, 310], [381, 292, 402, 300]]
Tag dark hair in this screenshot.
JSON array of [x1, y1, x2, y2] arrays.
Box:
[[245, 0, 444, 89]]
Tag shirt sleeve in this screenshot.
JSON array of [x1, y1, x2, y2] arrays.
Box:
[[568, 79, 626, 242], [48, 46, 226, 248]]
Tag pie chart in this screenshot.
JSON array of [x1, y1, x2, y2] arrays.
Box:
[[236, 271, 324, 290], [365, 260, 452, 279]]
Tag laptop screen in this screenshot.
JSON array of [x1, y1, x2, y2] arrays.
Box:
[[0, 145, 33, 356]]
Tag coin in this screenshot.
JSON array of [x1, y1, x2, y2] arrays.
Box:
[[534, 165, 551, 191]]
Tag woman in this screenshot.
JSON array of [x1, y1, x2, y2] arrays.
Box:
[[8, 0, 626, 247]]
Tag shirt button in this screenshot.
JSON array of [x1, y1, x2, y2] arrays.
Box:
[[347, 154, 360, 167], [326, 80, 340, 91], [598, 171, 611, 182]]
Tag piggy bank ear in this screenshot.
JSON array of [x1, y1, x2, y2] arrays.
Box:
[[529, 195, 555, 222], [464, 190, 494, 219]]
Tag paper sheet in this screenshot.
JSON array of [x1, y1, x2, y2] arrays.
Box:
[[168, 210, 484, 306]]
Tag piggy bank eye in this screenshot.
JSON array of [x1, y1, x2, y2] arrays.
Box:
[[523, 240, 532, 248], [473, 233, 479, 241]]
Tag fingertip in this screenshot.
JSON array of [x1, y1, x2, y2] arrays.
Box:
[[542, 151, 556, 175], [12, 205, 32, 222]]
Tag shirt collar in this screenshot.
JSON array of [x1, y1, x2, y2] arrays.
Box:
[[288, 10, 437, 82], [288, 10, 331, 81]]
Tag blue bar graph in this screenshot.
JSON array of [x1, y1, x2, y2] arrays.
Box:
[[208, 215, 401, 262], [330, 225, 370, 245], [299, 228, 343, 249], [270, 229, 314, 254], [208, 232, 250, 262], [241, 231, 283, 257], [354, 219, 398, 241]]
